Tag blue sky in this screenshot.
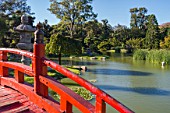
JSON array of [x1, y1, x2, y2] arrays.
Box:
[[27, 0, 170, 27]]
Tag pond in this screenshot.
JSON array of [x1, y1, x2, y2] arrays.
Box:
[[61, 54, 170, 113]]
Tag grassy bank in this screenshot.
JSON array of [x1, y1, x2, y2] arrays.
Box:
[[133, 49, 170, 65]]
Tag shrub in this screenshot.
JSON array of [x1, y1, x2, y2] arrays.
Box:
[[133, 49, 170, 65], [133, 49, 148, 60]]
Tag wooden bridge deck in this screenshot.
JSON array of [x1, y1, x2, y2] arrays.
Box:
[[0, 86, 46, 113]]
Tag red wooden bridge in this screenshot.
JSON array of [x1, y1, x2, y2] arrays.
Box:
[[0, 26, 134, 113]]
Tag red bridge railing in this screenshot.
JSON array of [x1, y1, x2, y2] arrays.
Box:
[[0, 26, 134, 113]]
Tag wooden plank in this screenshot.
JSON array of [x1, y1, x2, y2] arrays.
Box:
[[0, 86, 5, 89], [3, 106, 29, 113], [0, 93, 22, 102], [0, 100, 20, 108], [0, 85, 47, 113], [0, 93, 10, 97]]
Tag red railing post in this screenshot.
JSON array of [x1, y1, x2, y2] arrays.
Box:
[[14, 70, 24, 83], [33, 22, 48, 97], [0, 51, 8, 79], [95, 96, 106, 113], [60, 96, 73, 113]]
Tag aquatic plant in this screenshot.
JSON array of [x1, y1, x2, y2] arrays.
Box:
[[146, 50, 170, 64], [133, 49, 148, 60], [133, 49, 170, 65]]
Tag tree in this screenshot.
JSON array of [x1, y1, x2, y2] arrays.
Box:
[[0, 0, 34, 48], [42, 19, 52, 43], [0, 0, 33, 18], [0, 18, 7, 47], [113, 24, 130, 48], [130, 8, 138, 29], [160, 36, 170, 49], [48, 0, 97, 39], [145, 14, 160, 49], [138, 7, 148, 30], [130, 7, 147, 30], [46, 33, 82, 64], [0, 18, 7, 36], [126, 38, 144, 49], [101, 19, 112, 39], [84, 20, 102, 52], [129, 7, 148, 40]]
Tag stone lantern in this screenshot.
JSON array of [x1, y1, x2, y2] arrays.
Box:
[[14, 15, 36, 65]]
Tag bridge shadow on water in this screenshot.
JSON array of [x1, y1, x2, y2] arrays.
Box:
[[88, 69, 152, 76], [97, 85, 170, 96]]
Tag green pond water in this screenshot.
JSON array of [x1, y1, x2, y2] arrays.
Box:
[[61, 54, 170, 113]]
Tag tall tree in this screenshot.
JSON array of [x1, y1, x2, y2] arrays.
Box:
[[130, 8, 138, 29], [42, 19, 52, 43], [101, 19, 112, 39], [130, 7, 147, 30], [48, 0, 97, 39], [138, 7, 148, 30], [130, 7, 148, 39], [0, 0, 33, 18], [145, 14, 160, 49]]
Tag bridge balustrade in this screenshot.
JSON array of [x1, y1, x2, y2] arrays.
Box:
[[0, 24, 133, 113]]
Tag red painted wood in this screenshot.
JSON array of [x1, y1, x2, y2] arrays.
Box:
[[1, 77, 60, 113], [15, 70, 24, 83], [0, 61, 34, 77], [0, 51, 8, 78], [0, 48, 33, 59], [60, 97, 73, 113], [39, 75, 95, 113], [0, 46, 134, 113], [4, 106, 29, 113], [95, 96, 106, 113], [0, 86, 46, 113], [33, 44, 48, 97], [0, 100, 20, 108], [43, 58, 134, 113]]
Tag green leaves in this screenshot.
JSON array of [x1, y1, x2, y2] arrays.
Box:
[[145, 14, 160, 49], [46, 32, 82, 55], [48, 0, 96, 39], [130, 7, 148, 30]]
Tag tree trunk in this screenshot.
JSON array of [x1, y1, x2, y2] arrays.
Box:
[[58, 52, 61, 65]]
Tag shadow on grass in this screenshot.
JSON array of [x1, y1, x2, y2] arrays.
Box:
[[97, 85, 170, 96], [88, 69, 152, 76]]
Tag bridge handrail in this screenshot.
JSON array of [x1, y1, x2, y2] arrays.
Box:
[[0, 48, 96, 112], [43, 57, 133, 113], [0, 46, 134, 113], [0, 48, 34, 59], [0, 61, 95, 112]]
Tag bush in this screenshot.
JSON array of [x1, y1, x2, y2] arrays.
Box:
[[133, 49, 148, 60], [146, 50, 170, 64], [133, 49, 170, 65]]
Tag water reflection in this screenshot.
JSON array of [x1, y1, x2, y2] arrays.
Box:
[[88, 69, 152, 76], [97, 85, 170, 96]]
